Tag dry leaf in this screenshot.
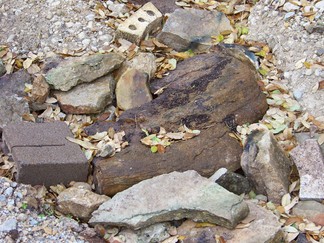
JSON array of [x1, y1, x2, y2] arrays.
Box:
[[66, 137, 98, 150]]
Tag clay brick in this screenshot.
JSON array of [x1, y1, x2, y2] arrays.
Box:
[[2, 121, 88, 186], [115, 2, 162, 44]]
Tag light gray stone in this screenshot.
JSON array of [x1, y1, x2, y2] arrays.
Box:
[[157, 8, 232, 51], [0, 218, 17, 232], [290, 139, 324, 200], [45, 53, 124, 91], [128, 52, 156, 79], [241, 130, 292, 204], [116, 68, 152, 111], [292, 200, 324, 226], [89, 170, 249, 230], [57, 186, 110, 220], [54, 75, 116, 114], [115, 2, 162, 44], [31, 75, 50, 104]]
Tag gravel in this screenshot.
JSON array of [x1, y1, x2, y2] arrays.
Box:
[[0, 177, 90, 242]]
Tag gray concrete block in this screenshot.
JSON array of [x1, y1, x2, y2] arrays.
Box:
[[2, 121, 88, 186], [115, 2, 162, 44]]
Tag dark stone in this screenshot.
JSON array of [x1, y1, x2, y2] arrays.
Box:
[[86, 45, 268, 196], [129, 0, 179, 14], [2, 121, 88, 186], [0, 69, 32, 96]]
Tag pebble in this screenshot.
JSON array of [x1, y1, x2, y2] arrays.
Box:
[[0, 218, 17, 232]]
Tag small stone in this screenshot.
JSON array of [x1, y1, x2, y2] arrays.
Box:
[[72, 182, 92, 191], [17, 213, 28, 222], [241, 130, 292, 203], [290, 139, 324, 200], [255, 194, 268, 202], [31, 75, 50, 103], [292, 201, 324, 226], [284, 12, 295, 20], [283, 2, 300, 12], [0, 219, 17, 232], [293, 89, 304, 101], [315, 1, 324, 10], [10, 182, 17, 188], [127, 52, 156, 79], [4, 187, 14, 197], [0, 60, 5, 76]]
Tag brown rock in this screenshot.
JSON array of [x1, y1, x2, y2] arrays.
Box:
[[54, 75, 115, 114], [241, 130, 292, 204], [31, 75, 50, 103], [115, 68, 152, 111], [87, 45, 268, 196]]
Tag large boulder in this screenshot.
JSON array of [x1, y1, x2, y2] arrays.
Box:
[[86, 45, 268, 196], [45, 53, 124, 91], [89, 171, 249, 230]]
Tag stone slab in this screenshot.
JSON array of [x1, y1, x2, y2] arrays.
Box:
[[290, 139, 324, 200], [2, 121, 88, 186], [89, 171, 249, 230]]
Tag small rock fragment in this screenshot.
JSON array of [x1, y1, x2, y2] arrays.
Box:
[[54, 75, 116, 114], [89, 170, 249, 230], [283, 2, 300, 12], [157, 9, 232, 51], [290, 139, 324, 200], [241, 130, 292, 203], [128, 52, 156, 79], [0, 219, 17, 233], [57, 185, 110, 220], [45, 53, 124, 91], [31, 75, 50, 103], [116, 68, 152, 110], [292, 201, 324, 226]]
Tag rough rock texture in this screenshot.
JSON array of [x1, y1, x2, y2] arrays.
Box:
[[2, 121, 88, 186], [292, 201, 324, 226], [0, 69, 32, 97], [176, 200, 284, 243], [127, 52, 156, 79], [0, 60, 5, 76], [129, 0, 179, 14], [290, 139, 324, 200], [45, 53, 124, 91], [89, 171, 249, 230], [115, 68, 152, 110], [294, 132, 324, 154], [241, 130, 292, 204], [157, 9, 232, 51], [209, 168, 253, 195], [86, 46, 268, 196], [31, 75, 50, 104], [54, 75, 116, 114], [57, 183, 110, 220]]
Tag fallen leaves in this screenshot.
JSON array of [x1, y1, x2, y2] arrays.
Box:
[[141, 125, 200, 153]]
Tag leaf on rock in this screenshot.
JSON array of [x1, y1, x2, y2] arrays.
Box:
[[66, 137, 98, 150]]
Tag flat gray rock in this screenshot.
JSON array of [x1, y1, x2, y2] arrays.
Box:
[[45, 53, 124, 91], [89, 170, 249, 230], [241, 130, 292, 203], [54, 75, 116, 114], [290, 139, 324, 200], [157, 8, 232, 51]]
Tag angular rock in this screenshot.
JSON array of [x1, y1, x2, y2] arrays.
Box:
[[290, 139, 324, 200], [116, 68, 152, 110], [0, 69, 32, 97], [31, 75, 50, 104], [0, 60, 5, 77], [54, 75, 116, 114], [128, 52, 156, 79], [294, 132, 324, 155], [0, 95, 29, 129], [0, 218, 17, 233], [115, 2, 162, 44], [2, 121, 88, 186], [157, 9, 232, 51], [45, 53, 124, 91], [57, 184, 109, 220], [86, 45, 268, 196], [89, 171, 249, 230], [209, 168, 253, 195], [292, 201, 324, 226], [241, 130, 292, 204], [176, 200, 284, 243], [129, 0, 179, 14]]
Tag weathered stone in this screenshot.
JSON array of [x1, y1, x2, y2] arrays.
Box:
[[209, 168, 253, 195], [86, 45, 268, 196], [0, 60, 5, 77], [241, 130, 292, 204], [292, 201, 324, 226], [0, 95, 29, 129], [115, 2, 162, 44], [176, 201, 284, 243], [290, 139, 324, 200], [45, 53, 124, 91], [128, 52, 156, 79], [31, 75, 50, 104], [57, 184, 109, 220], [129, 0, 179, 14], [2, 121, 88, 186], [54, 75, 116, 114], [116, 68, 152, 111], [90, 171, 249, 230], [157, 9, 232, 51], [0, 69, 32, 97], [294, 132, 324, 154]]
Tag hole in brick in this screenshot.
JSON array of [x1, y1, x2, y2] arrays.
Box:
[[129, 25, 137, 30], [138, 17, 146, 22], [145, 10, 155, 16]]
